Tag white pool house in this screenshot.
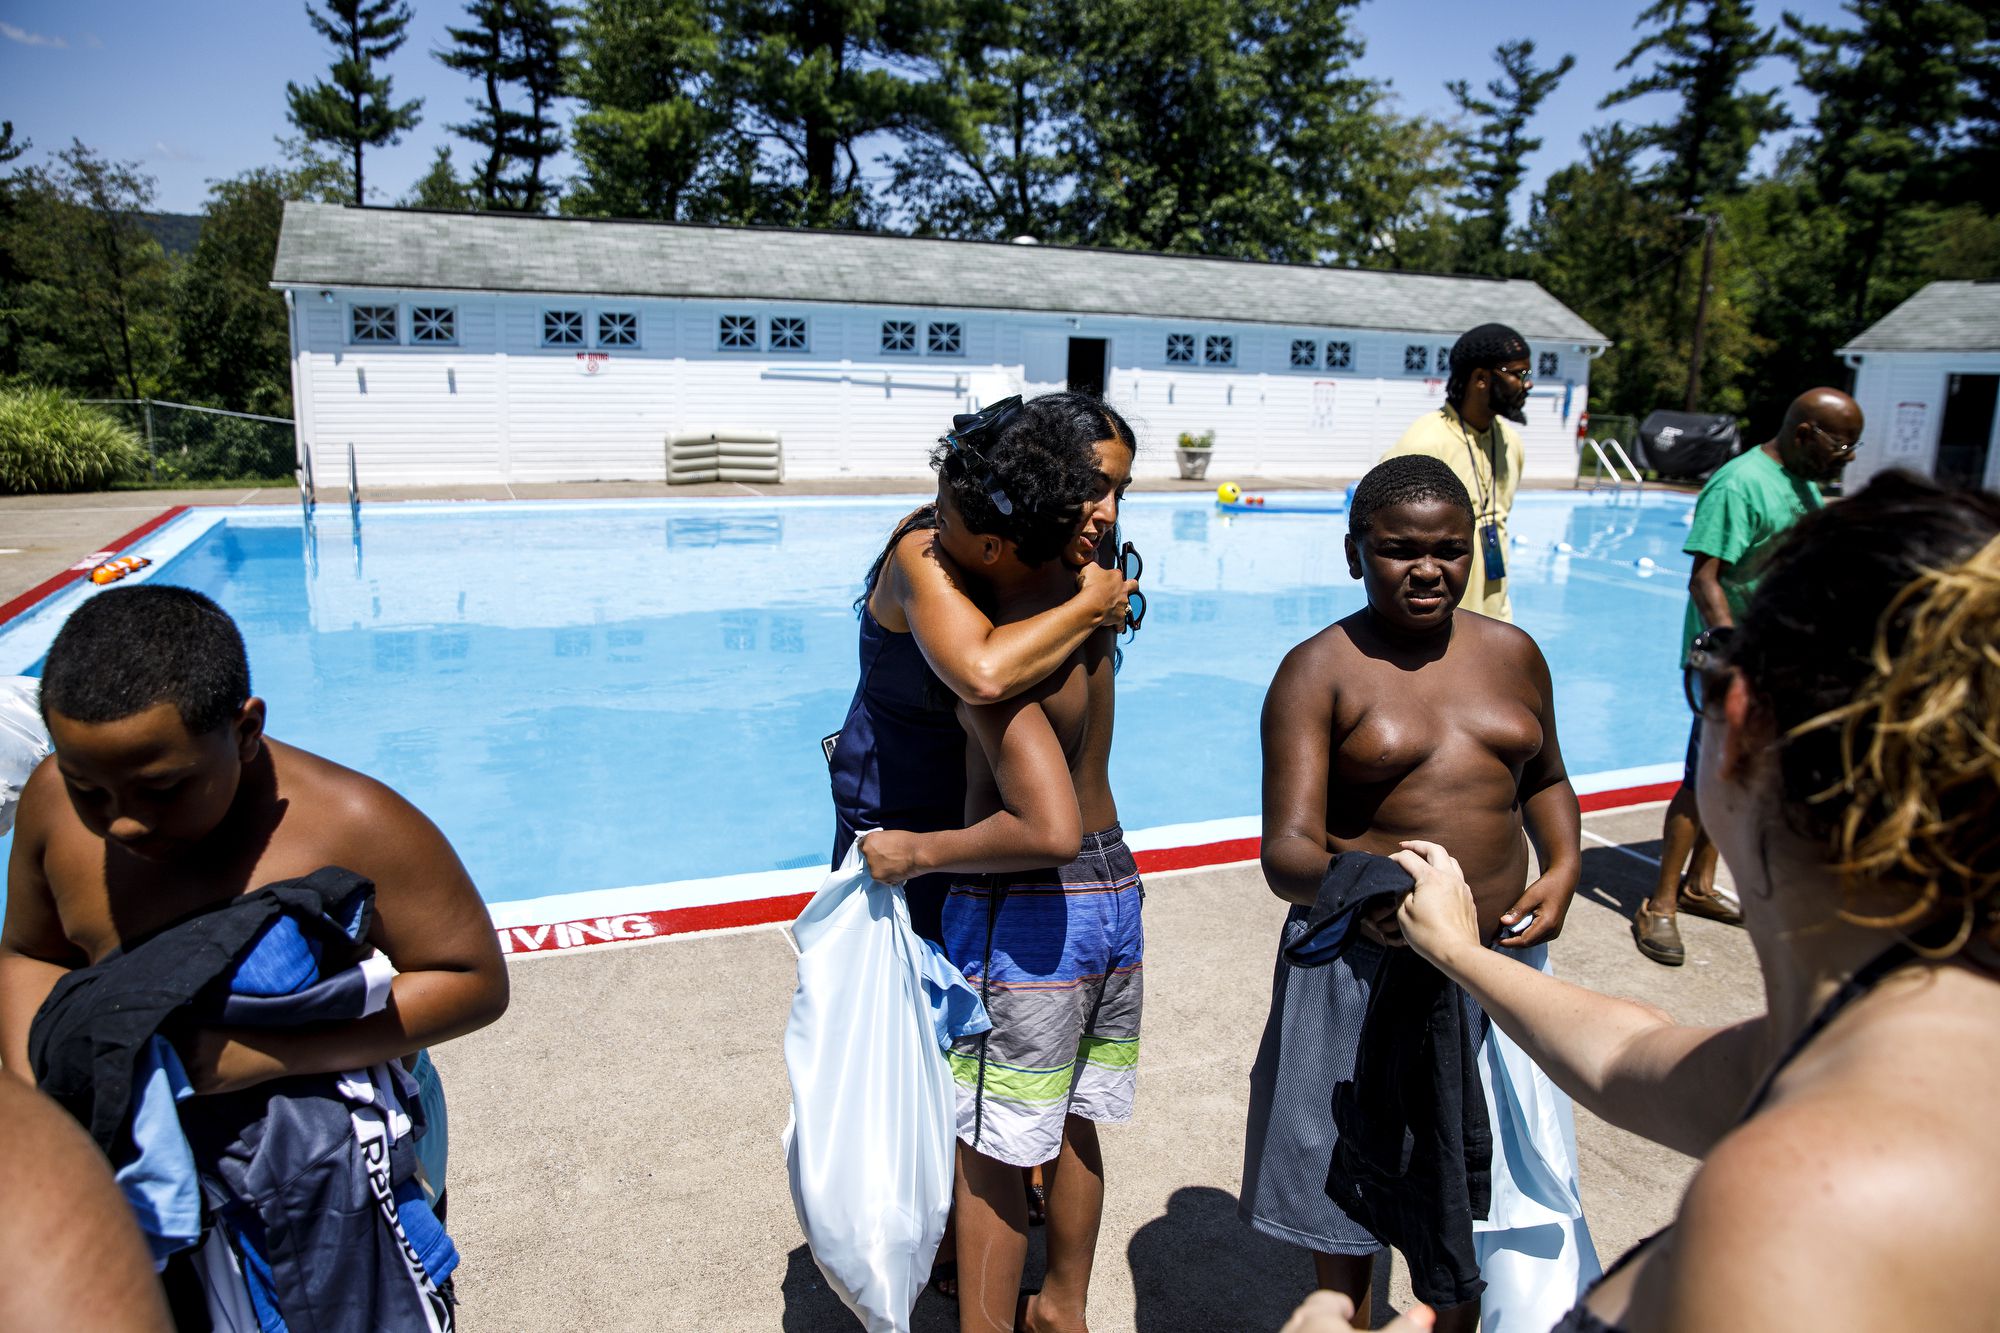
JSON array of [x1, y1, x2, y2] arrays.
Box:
[[271, 202, 1610, 488]]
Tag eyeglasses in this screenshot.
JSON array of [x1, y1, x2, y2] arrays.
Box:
[[1683, 625, 1739, 715], [1119, 540, 1145, 634], [1494, 365, 1534, 387], [1803, 420, 1861, 460]]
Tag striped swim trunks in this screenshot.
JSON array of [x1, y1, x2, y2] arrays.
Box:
[[940, 825, 1145, 1168]]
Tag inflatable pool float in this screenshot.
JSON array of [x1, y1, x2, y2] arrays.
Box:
[[1214, 482, 1353, 514]]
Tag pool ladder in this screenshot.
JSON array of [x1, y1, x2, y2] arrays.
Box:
[[1577, 437, 1646, 495], [346, 442, 360, 523]]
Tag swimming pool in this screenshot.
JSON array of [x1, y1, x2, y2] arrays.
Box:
[[0, 490, 1694, 929]]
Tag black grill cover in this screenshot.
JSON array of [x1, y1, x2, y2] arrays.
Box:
[[1634, 411, 1741, 480]]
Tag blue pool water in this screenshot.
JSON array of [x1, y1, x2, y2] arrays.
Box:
[[0, 491, 1695, 908]]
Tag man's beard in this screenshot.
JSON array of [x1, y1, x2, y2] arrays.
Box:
[[1497, 386, 1529, 425]]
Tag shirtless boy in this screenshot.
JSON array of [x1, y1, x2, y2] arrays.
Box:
[[0, 585, 507, 1107], [864, 405, 1140, 1333], [1240, 456, 1582, 1331]]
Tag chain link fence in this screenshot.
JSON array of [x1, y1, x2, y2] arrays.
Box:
[[83, 399, 298, 483]]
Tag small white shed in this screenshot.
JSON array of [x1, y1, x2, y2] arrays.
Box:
[[1841, 281, 2000, 492], [270, 203, 1609, 487]]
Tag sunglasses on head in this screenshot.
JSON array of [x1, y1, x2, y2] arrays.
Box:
[[1683, 625, 1739, 715]]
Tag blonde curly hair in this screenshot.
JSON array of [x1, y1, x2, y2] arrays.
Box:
[[1796, 535, 2000, 950], [1734, 475, 2000, 954]]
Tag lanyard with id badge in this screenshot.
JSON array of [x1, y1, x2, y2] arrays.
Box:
[[1461, 422, 1507, 582]]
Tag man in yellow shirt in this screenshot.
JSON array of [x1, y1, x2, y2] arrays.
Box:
[[1379, 324, 1532, 621]]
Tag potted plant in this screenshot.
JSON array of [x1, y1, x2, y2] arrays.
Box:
[[1175, 429, 1215, 481]]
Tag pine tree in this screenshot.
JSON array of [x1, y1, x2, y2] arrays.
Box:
[[565, 0, 731, 220], [1051, 0, 1385, 262], [437, 0, 569, 211], [504, 0, 569, 211], [285, 0, 424, 205], [401, 146, 481, 210], [1448, 40, 1574, 275], [721, 0, 953, 226], [881, 0, 1068, 240], [438, 0, 513, 206], [1786, 0, 1988, 323], [1601, 0, 1788, 211]]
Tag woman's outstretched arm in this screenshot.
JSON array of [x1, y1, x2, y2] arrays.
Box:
[[1394, 839, 1763, 1157]]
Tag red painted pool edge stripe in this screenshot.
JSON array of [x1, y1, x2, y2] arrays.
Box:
[[0, 505, 192, 627], [1579, 780, 1680, 812], [495, 779, 1683, 957]]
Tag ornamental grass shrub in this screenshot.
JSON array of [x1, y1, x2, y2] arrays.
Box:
[[0, 387, 147, 494]]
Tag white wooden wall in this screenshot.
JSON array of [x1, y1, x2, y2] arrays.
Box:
[[289, 289, 1597, 487], [1846, 350, 2000, 492]]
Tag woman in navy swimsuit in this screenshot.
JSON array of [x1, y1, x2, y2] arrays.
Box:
[[1383, 473, 2000, 1333], [828, 394, 1137, 941]]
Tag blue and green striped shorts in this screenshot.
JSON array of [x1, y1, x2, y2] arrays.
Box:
[[941, 825, 1145, 1168]]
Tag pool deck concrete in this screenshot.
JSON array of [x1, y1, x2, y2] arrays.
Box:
[[431, 801, 1757, 1332], [0, 487, 1751, 1331]]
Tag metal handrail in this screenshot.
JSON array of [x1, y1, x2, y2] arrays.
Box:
[[1602, 438, 1647, 492], [297, 440, 315, 518], [347, 442, 359, 523], [1576, 436, 1647, 493], [1577, 438, 1623, 493]]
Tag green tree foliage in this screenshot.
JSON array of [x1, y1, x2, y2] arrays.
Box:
[[1050, 0, 1383, 261], [880, 0, 1068, 240], [6, 144, 175, 401], [402, 145, 482, 209], [172, 170, 297, 417], [1448, 40, 1575, 275], [1602, 0, 1789, 211], [437, 0, 570, 211], [723, 0, 954, 227], [565, 0, 734, 220], [0, 122, 33, 382], [286, 0, 425, 205], [1785, 0, 1988, 323]]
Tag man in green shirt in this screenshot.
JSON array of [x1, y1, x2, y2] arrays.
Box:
[[1634, 387, 1863, 965]]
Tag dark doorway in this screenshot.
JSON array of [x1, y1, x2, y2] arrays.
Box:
[[1066, 337, 1108, 398], [1937, 372, 1998, 490]]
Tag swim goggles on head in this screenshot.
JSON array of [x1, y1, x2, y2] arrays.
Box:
[[945, 396, 1026, 516]]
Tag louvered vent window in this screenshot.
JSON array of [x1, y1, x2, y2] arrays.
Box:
[[351, 305, 398, 344], [542, 310, 584, 347], [598, 312, 638, 347], [771, 316, 808, 351]]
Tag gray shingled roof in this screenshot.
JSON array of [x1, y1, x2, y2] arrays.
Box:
[[272, 202, 1609, 345], [1841, 281, 2000, 353]]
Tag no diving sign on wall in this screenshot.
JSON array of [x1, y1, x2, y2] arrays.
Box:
[[576, 352, 610, 376]]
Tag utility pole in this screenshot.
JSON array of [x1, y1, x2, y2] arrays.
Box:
[[1678, 211, 1720, 412]]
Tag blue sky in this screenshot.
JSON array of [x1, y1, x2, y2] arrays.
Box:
[[2, 0, 1856, 217]]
